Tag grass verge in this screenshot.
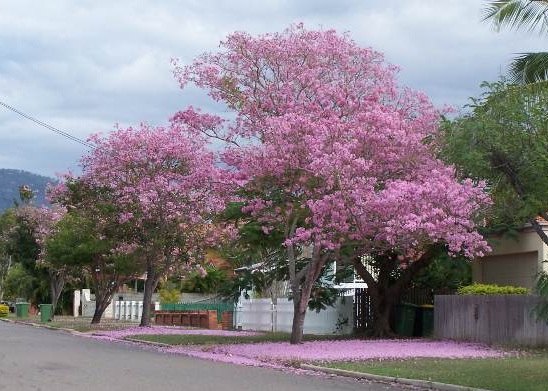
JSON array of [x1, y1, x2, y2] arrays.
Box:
[[322, 351, 548, 391]]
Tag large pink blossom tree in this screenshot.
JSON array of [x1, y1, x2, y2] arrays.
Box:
[[173, 25, 491, 342], [63, 123, 226, 326]]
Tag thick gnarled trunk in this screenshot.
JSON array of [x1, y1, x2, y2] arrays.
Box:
[[352, 246, 440, 336]]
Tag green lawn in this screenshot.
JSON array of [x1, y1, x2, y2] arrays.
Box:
[[323, 352, 548, 391], [130, 332, 347, 345]]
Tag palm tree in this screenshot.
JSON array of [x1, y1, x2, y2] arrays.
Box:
[[483, 0, 548, 84]]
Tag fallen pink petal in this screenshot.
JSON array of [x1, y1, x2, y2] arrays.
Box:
[[89, 327, 507, 368]]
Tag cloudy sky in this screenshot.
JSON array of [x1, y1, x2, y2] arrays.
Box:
[[0, 0, 545, 178]]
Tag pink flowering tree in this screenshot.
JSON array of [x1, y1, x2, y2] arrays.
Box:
[[173, 25, 491, 341], [74, 123, 226, 326]]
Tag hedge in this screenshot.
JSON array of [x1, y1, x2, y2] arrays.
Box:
[[457, 283, 529, 295]]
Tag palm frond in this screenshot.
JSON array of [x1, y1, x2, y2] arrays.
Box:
[[483, 0, 548, 35], [509, 51, 548, 83]]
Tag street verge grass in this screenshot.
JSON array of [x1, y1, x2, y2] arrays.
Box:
[[322, 351, 548, 391], [129, 332, 348, 345], [46, 317, 137, 332]]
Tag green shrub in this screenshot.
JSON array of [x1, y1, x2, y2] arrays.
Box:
[[457, 283, 529, 295], [159, 288, 181, 304], [0, 304, 9, 317]]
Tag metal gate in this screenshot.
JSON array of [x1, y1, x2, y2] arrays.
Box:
[[353, 288, 374, 332]]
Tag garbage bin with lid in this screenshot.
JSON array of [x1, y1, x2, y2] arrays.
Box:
[[414, 304, 434, 337], [15, 302, 30, 318], [39, 304, 53, 323], [392, 303, 417, 336]]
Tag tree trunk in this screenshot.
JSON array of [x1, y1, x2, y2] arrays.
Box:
[[290, 294, 306, 344], [372, 303, 393, 337], [289, 263, 320, 344], [140, 267, 159, 327], [49, 270, 65, 319], [368, 284, 402, 337], [91, 292, 113, 324]]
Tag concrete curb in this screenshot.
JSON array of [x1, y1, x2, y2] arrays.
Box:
[[124, 337, 173, 347], [300, 364, 492, 391]]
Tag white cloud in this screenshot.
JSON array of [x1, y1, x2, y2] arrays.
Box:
[[0, 0, 544, 176]]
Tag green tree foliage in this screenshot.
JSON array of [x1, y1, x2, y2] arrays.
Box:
[[3, 263, 34, 300], [440, 80, 548, 242], [0, 209, 15, 300], [181, 265, 229, 294], [217, 201, 343, 311], [483, 0, 548, 84], [534, 271, 548, 321], [45, 204, 142, 323], [4, 207, 49, 305], [412, 254, 472, 291]]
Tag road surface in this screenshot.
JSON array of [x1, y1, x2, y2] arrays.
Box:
[[0, 321, 417, 391]]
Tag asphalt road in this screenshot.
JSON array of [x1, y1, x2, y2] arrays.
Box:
[[0, 321, 417, 391]]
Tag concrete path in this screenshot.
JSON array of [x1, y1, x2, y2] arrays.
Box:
[[0, 321, 419, 391]]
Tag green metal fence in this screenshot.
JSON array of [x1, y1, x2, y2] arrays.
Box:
[[160, 303, 234, 322]]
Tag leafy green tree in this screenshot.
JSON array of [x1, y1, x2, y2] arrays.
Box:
[[440, 80, 548, 242], [0, 209, 15, 300], [534, 271, 548, 321], [412, 254, 472, 292], [6, 207, 50, 306], [483, 0, 548, 84], [3, 263, 34, 301], [181, 265, 228, 294], [45, 208, 142, 323]]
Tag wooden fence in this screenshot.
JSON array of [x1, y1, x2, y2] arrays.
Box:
[[435, 295, 548, 346]]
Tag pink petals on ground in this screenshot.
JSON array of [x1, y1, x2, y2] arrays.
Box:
[[90, 327, 505, 368], [196, 339, 505, 362]]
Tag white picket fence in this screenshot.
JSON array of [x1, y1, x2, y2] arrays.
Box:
[[235, 297, 353, 335], [76, 290, 159, 322], [113, 300, 144, 321]]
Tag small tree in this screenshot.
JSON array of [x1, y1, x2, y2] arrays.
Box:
[[0, 209, 16, 300], [74, 123, 226, 326], [43, 204, 140, 323]]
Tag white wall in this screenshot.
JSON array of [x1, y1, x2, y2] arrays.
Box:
[[235, 297, 353, 335]]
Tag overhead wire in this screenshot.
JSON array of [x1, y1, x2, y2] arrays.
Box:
[[0, 100, 96, 149]]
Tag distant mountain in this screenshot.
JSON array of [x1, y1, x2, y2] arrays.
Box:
[[0, 169, 54, 211]]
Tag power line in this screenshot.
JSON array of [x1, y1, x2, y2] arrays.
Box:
[[0, 100, 95, 149]]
